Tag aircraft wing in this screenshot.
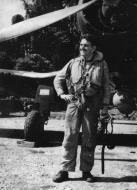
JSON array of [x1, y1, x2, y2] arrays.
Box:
[[0, 0, 96, 42], [0, 69, 59, 79]]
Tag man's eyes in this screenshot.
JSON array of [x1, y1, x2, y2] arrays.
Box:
[[80, 44, 88, 47]]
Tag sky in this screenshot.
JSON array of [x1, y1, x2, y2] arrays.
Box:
[[0, 0, 27, 29]]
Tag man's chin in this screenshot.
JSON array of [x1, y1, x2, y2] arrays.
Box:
[[80, 53, 86, 56]]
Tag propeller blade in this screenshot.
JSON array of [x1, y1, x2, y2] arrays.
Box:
[[0, 69, 59, 79], [0, 0, 96, 42]]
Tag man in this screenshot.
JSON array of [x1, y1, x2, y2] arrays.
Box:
[[53, 34, 110, 183]]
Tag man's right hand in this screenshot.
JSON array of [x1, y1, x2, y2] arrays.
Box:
[[60, 94, 75, 103]]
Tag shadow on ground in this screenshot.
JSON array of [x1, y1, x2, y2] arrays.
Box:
[[67, 176, 137, 183], [57, 176, 137, 183], [0, 128, 24, 139], [94, 176, 137, 183], [0, 128, 137, 147], [0, 128, 64, 147]]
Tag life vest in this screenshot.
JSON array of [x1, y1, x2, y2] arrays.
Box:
[[65, 55, 104, 98]]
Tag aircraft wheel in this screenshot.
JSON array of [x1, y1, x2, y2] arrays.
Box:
[[24, 110, 44, 142]]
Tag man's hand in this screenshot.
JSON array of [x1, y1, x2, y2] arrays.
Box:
[[100, 105, 109, 121], [60, 94, 75, 103], [100, 105, 108, 114]]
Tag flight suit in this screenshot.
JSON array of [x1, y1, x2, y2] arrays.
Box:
[[54, 51, 110, 172]]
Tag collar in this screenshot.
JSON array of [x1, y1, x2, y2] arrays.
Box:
[[91, 51, 103, 62], [86, 51, 96, 62], [80, 51, 103, 63], [77, 51, 103, 68]]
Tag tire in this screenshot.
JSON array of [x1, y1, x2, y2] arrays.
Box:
[[24, 110, 44, 141]]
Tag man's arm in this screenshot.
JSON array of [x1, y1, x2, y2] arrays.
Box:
[[54, 60, 70, 96], [100, 60, 110, 117], [102, 60, 110, 106], [54, 59, 76, 103]]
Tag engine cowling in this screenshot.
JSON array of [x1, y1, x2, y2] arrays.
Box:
[[77, 0, 137, 73]]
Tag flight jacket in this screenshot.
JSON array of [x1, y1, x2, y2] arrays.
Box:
[[54, 51, 110, 105]]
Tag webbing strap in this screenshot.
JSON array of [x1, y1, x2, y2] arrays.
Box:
[[66, 57, 103, 95]]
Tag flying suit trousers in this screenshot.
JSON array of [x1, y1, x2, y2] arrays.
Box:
[[60, 94, 101, 172]]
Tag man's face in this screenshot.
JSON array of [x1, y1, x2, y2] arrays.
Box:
[[79, 38, 96, 59]]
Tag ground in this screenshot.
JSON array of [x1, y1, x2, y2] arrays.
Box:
[[0, 112, 137, 190]]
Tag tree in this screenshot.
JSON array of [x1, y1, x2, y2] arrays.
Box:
[[21, 0, 80, 69]]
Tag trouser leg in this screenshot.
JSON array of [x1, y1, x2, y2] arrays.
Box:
[[60, 103, 82, 171], [80, 97, 100, 171]]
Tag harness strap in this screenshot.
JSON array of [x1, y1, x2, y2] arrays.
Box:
[[66, 57, 103, 97]]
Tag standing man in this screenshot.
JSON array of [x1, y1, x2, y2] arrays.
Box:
[[53, 34, 110, 183]]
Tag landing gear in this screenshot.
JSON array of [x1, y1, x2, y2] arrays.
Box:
[[24, 110, 44, 142], [23, 85, 54, 143]]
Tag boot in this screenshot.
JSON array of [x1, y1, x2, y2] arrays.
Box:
[[52, 171, 68, 183], [82, 171, 95, 182]]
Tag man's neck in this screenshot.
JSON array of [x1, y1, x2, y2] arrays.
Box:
[[85, 52, 96, 62]]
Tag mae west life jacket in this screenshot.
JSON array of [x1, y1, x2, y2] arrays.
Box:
[[65, 56, 104, 98]]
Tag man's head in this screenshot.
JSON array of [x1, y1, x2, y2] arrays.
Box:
[[79, 34, 97, 60]]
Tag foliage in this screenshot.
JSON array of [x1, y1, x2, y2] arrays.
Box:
[[11, 14, 24, 24], [0, 51, 14, 69], [21, 0, 80, 69], [0, 0, 80, 101], [0, 1, 80, 71], [14, 53, 55, 72]]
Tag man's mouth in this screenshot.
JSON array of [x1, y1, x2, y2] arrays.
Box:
[[80, 49, 86, 52]]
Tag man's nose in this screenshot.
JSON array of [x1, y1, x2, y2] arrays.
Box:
[[81, 45, 86, 49]]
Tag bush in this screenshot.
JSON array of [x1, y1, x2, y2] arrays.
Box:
[[0, 51, 15, 69], [14, 53, 55, 72]]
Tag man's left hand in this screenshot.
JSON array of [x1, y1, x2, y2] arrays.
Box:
[[100, 105, 109, 121]]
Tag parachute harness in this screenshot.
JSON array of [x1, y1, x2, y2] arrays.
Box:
[[66, 56, 101, 110]]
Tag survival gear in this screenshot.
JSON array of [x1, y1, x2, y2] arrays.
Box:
[[65, 58, 101, 109]]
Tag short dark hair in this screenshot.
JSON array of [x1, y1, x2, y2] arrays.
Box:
[[80, 34, 97, 46]]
